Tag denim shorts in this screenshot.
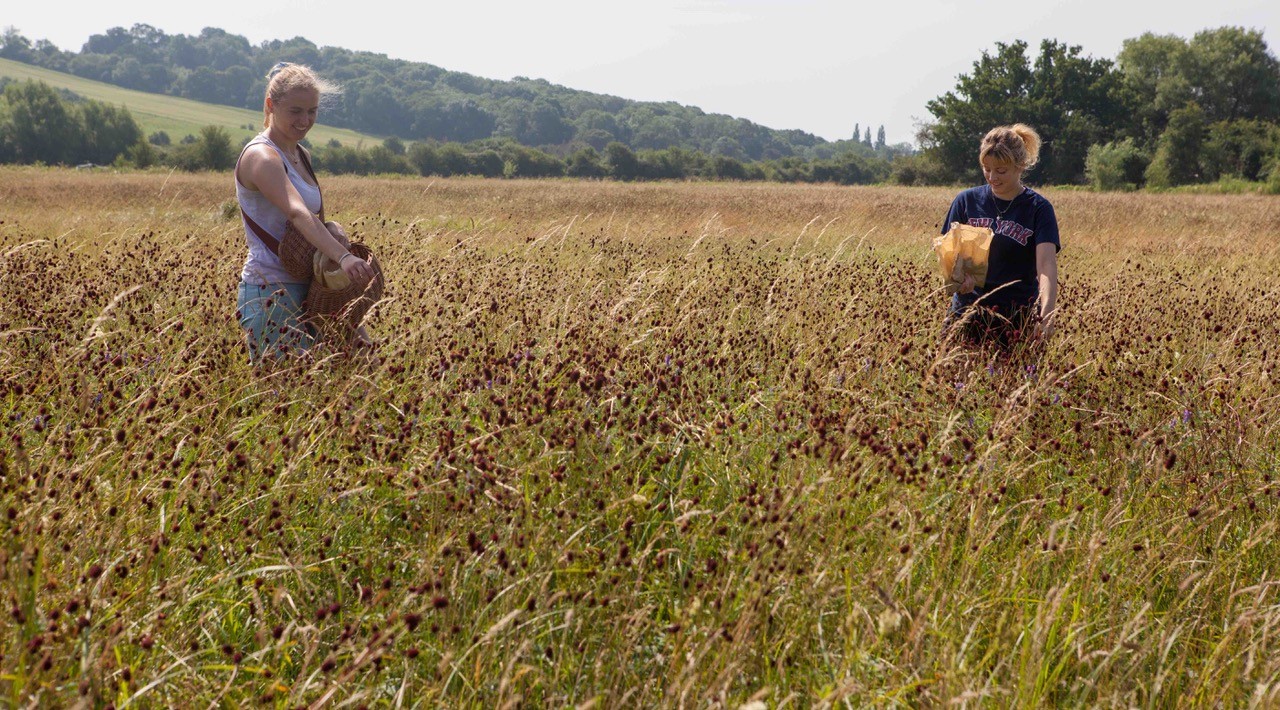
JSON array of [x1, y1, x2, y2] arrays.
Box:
[[236, 281, 314, 362]]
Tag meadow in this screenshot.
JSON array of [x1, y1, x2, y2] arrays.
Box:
[[1, 166, 1278, 707]]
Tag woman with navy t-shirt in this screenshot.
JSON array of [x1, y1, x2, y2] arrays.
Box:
[[942, 124, 1059, 348]]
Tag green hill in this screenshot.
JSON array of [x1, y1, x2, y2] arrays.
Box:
[[0, 57, 382, 148]]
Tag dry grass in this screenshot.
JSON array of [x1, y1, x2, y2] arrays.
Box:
[[1, 166, 1278, 707]]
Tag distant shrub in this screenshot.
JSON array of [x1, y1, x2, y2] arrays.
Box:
[[1085, 139, 1148, 191]]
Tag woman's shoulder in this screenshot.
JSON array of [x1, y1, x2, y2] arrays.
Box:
[[1023, 187, 1055, 208], [242, 140, 284, 166], [953, 185, 987, 202]]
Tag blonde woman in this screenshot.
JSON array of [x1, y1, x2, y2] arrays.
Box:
[[941, 124, 1060, 348], [234, 62, 374, 362]]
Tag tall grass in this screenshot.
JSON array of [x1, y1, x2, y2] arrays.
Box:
[[1, 167, 1278, 706]]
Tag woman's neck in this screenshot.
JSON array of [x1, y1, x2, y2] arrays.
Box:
[[266, 126, 297, 154]]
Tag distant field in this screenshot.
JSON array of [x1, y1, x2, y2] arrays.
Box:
[[2, 169, 1278, 706], [0, 57, 383, 148]]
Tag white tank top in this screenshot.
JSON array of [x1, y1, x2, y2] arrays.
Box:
[[236, 133, 323, 285]]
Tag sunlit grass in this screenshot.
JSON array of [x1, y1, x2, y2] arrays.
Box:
[[1, 167, 1278, 706]]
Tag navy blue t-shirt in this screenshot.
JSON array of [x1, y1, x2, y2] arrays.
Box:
[[941, 184, 1060, 312]]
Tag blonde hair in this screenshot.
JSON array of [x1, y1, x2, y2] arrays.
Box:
[[262, 63, 341, 129], [979, 124, 1041, 172]]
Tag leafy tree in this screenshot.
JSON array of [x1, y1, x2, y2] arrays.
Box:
[[0, 80, 79, 164], [364, 144, 413, 174], [78, 99, 142, 164], [195, 125, 235, 170], [0, 27, 36, 62], [1085, 138, 1148, 190], [566, 146, 605, 178], [925, 39, 1127, 184], [470, 150, 504, 178], [711, 155, 747, 180], [875, 125, 886, 150], [382, 136, 406, 155], [604, 142, 640, 181], [1182, 28, 1280, 125], [1145, 103, 1206, 187], [407, 141, 441, 175], [1201, 119, 1279, 181], [124, 137, 158, 168]]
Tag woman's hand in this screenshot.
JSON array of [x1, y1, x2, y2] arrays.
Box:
[[340, 253, 375, 284], [1035, 311, 1056, 340], [958, 274, 977, 294]]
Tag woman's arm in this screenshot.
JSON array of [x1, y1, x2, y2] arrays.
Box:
[[1035, 242, 1058, 338], [238, 146, 372, 282]]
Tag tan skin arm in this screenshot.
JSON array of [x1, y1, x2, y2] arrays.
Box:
[[236, 145, 371, 283], [1035, 242, 1058, 338]]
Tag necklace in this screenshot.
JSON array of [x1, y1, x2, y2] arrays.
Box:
[[991, 186, 1022, 228]]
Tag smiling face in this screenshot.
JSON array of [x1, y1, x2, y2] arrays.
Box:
[[981, 156, 1024, 200], [266, 87, 320, 144]]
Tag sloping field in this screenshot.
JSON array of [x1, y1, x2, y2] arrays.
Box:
[[1, 169, 1278, 706], [0, 57, 382, 147]]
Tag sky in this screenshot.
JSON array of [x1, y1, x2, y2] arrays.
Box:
[[6, 0, 1278, 146]]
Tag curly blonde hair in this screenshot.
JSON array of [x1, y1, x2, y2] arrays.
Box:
[[979, 124, 1042, 171]]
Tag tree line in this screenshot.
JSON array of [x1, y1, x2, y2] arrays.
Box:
[[2, 24, 1278, 190], [0, 77, 896, 185], [0, 25, 905, 163]]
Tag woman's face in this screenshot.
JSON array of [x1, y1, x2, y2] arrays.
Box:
[[981, 156, 1023, 198], [268, 87, 320, 142]]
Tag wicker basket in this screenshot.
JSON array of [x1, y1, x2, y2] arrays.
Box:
[[305, 243, 385, 344], [278, 221, 318, 282]]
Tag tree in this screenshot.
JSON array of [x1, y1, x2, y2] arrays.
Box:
[[1145, 103, 1206, 187], [853, 123, 860, 142], [1119, 28, 1280, 149], [0, 27, 35, 62], [1085, 138, 1148, 190], [875, 125, 886, 150], [1117, 32, 1192, 147], [566, 146, 605, 178], [382, 136, 406, 155], [195, 125, 235, 170], [0, 80, 78, 164], [863, 127, 872, 146], [924, 39, 1127, 184], [1201, 119, 1280, 181], [124, 137, 158, 168], [78, 99, 142, 164], [407, 141, 442, 175], [604, 142, 640, 181], [1182, 28, 1280, 125]]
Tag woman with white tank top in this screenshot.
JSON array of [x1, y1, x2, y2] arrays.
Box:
[[234, 62, 375, 363]]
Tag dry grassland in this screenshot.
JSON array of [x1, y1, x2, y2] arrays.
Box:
[[2, 167, 1279, 707]]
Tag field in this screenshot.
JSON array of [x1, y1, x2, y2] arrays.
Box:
[[2, 166, 1279, 707], [0, 58, 381, 149]]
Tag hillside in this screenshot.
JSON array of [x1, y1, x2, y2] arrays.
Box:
[[0, 26, 889, 161], [0, 57, 383, 148]]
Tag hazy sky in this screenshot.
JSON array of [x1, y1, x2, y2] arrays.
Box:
[[7, 1, 1278, 145]]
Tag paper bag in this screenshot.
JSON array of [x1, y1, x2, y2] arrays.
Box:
[[932, 222, 993, 295]]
